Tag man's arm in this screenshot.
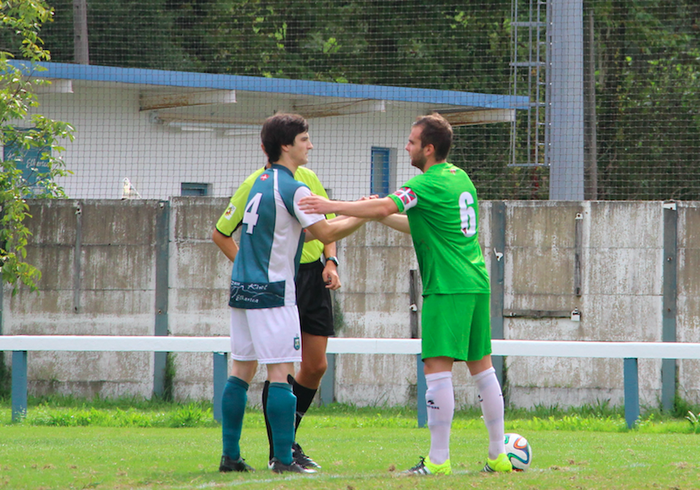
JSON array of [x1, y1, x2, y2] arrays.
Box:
[[380, 214, 411, 234], [305, 216, 366, 245], [299, 195, 399, 220], [212, 228, 239, 262]]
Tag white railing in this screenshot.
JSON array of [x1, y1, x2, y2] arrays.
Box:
[[3, 336, 700, 427], [4, 335, 700, 358]]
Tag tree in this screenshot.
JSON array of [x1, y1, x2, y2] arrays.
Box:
[[1, 0, 74, 294], [31, 0, 700, 200]]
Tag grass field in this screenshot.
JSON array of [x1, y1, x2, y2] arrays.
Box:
[[1, 399, 699, 489]]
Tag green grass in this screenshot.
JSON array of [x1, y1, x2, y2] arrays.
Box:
[[0, 398, 699, 489]]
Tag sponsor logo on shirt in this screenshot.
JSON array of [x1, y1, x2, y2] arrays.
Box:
[[223, 203, 236, 220], [260, 174, 270, 181], [229, 280, 285, 309]]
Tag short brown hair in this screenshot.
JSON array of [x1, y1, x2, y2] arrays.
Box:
[[413, 113, 453, 161], [261, 113, 309, 164]]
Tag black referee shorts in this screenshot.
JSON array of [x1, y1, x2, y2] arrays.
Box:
[[296, 259, 335, 337]]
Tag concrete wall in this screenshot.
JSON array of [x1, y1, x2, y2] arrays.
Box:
[[3, 199, 699, 409]]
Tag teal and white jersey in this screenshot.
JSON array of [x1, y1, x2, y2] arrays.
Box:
[[229, 164, 325, 309]]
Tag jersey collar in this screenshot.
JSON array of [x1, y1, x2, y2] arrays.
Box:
[[269, 163, 295, 178]]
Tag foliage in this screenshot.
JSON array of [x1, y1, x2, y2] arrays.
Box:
[[0, 0, 74, 293], [3, 396, 700, 431], [17, 1, 700, 200], [594, 0, 700, 200], [40, 0, 197, 70], [0, 352, 9, 399], [161, 352, 176, 402]]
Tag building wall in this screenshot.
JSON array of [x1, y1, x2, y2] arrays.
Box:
[[3, 199, 699, 409], [30, 85, 420, 202]]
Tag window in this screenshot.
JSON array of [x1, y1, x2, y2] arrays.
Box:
[[370, 147, 395, 197], [181, 182, 211, 196], [3, 132, 51, 196]]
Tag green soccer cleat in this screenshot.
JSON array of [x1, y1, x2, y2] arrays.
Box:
[[482, 453, 513, 473], [402, 456, 452, 475]]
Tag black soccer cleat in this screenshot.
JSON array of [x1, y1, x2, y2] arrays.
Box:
[[269, 457, 317, 474], [292, 442, 321, 469], [219, 455, 254, 473]]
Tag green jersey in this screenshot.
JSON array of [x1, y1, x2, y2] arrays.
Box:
[[216, 166, 335, 264], [388, 162, 489, 295]]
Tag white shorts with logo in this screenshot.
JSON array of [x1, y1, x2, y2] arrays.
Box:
[[229, 306, 302, 364]]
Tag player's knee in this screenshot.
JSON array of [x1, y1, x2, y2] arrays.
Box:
[[300, 359, 327, 381]]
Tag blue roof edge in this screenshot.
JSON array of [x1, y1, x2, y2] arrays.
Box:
[[9, 60, 530, 110]]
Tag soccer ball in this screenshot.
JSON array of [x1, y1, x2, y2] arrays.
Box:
[[504, 433, 532, 471]]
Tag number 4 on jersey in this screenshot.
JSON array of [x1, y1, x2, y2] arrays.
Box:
[[243, 192, 263, 234]]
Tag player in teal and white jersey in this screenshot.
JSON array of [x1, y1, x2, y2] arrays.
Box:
[[212, 113, 365, 475], [215, 164, 339, 469], [299, 113, 512, 476]]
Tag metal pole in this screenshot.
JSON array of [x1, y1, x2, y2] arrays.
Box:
[[490, 202, 506, 388], [11, 351, 28, 422], [623, 358, 640, 429], [154, 201, 170, 397], [548, 0, 585, 200], [661, 202, 678, 412], [73, 0, 90, 65], [212, 352, 228, 423]]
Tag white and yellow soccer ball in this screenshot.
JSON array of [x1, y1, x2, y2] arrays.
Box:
[[504, 433, 532, 471]]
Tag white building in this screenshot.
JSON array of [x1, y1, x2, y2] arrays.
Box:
[[12, 61, 527, 201]]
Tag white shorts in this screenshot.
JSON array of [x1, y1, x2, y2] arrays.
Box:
[[229, 306, 302, 364]]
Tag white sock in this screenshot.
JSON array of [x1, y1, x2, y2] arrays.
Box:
[[473, 367, 505, 460], [425, 371, 454, 465]]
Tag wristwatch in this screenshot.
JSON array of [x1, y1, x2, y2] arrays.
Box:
[[326, 256, 339, 267]]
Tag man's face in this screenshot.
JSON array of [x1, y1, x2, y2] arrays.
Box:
[[405, 125, 427, 171], [287, 132, 313, 165]]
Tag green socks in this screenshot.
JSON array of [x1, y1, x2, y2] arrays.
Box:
[[221, 376, 249, 460], [265, 382, 297, 465]]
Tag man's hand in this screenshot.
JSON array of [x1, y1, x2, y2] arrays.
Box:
[[323, 264, 341, 290], [298, 194, 336, 215]]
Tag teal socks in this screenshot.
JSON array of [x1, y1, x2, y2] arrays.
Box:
[[221, 376, 249, 460], [265, 382, 297, 465]]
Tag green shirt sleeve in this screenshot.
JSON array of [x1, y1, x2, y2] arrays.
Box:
[[388, 193, 406, 213]]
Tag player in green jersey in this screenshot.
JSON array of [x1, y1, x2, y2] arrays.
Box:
[[299, 113, 512, 475]]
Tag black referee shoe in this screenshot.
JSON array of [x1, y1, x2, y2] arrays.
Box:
[[292, 442, 321, 469], [219, 455, 254, 473], [269, 457, 316, 474]]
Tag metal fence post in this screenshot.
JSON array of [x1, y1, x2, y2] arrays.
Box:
[[416, 355, 427, 428], [490, 201, 506, 388], [154, 201, 170, 397], [661, 201, 678, 412], [319, 353, 336, 406], [623, 358, 640, 429], [212, 352, 228, 423], [11, 351, 28, 422]]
